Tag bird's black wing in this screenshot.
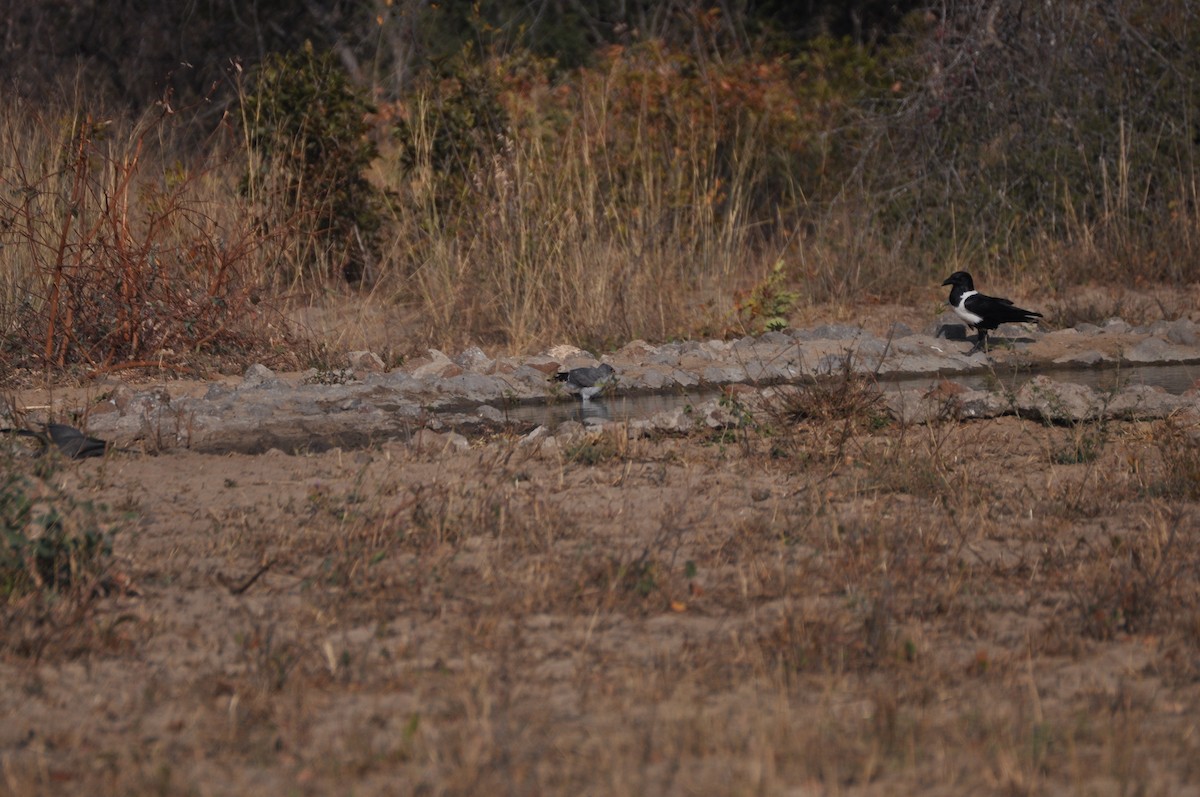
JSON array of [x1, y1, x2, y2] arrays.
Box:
[[42, 423, 110, 458], [964, 293, 1042, 326], [568, 367, 606, 387], [555, 365, 614, 387]]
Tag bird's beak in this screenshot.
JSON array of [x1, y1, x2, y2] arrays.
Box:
[[941, 277, 954, 286]]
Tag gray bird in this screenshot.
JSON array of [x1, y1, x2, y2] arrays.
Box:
[[1, 423, 110, 459], [553, 363, 616, 400]]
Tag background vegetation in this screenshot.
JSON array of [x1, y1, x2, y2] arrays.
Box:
[[2, 0, 1199, 370]]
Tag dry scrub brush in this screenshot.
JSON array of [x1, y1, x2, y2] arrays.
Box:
[[10, 3, 1200, 369], [378, 46, 793, 352], [0, 96, 288, 375]]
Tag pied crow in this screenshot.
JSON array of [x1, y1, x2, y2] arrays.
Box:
[[942, 271, 1042, 354]]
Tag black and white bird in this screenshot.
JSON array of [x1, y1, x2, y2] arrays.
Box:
[[942, 271, 1042, 354], [553, 363, 616, 400]]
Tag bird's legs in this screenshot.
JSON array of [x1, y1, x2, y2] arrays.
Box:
[[967, 328, 989, 355]]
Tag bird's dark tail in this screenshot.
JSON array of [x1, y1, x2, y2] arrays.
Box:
[[995, 303, 1042, 325], [1010, 308, 1042, 324]]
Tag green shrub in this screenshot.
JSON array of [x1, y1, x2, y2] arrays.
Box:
[[0, 470, 113, 597], [391, 49, 511, 213], [735, 260, 799, 333], [240, 44, 387, 283]]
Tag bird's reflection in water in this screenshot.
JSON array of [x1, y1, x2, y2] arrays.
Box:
[[575, 399, 612, 423], [500, 391, 720, 428]]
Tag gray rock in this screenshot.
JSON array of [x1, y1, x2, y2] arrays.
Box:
[[554, 421, 586, 437], [798, 324, 864, 341], [242, 363, 277, 388], [476, 405, 505, 422], [702, 364, 748, 384], [1014, 377, 1100, 422], [441, 374, 518, 403], [618, 340, 656, 358], [409, 429, 469, 453], [347, 350, 385, 372], [678, 351, 716, 370], [669, 369, 701, 388], [700, 339, 733, 356], [411, 349, 460, 379], [646, 346, 681, 366], [518, 425, 553, 446], [109, 383, 138, 412], [1101, 318, 1130, 334], [1162, 319, 1199, 346], [1053, 350, 1108, 366], [454, 346, 495, 373], [649, 407, 696, 433], [745, 359, 796, 382], [1107, 385, 1184, 419], [635, 368, 673, 390], [68, 306, 1200, 455], [1125, 337, 1185, 363], [512, 365, 557, 386], [731, 335, 759, 351]]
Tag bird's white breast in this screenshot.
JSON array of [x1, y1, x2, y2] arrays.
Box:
[[953, 291, 983, 325]]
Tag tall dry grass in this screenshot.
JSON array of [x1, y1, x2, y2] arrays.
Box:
[[379, 86, 780, 352], [6, 2, 1200, 373]]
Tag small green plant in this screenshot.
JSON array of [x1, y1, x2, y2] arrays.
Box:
[[1146, 420, 1200, 500], [0, 470, 113, 597], [734, 260, 798, 333], [1051, 423, 1107, 465], [708, 390, 759, 450], [563, 433, 621, 466], [621, 557, 658, 598]]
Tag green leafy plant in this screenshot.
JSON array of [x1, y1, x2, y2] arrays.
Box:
[[734, 260, 798, 333], [0, 470, 113, 597], [391, 49, 510, 211], [240, 44, 386, 283], [564, 433, 621, 466]]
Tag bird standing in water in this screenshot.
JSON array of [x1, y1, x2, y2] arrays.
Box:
[[553, 364, 616, 401]]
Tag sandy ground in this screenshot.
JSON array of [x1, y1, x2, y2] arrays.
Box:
[[3, 398, 1200, 795], [4, 288, 1200, 795]]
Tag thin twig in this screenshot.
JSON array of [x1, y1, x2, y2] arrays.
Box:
[[218, 561, 273, 596]]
